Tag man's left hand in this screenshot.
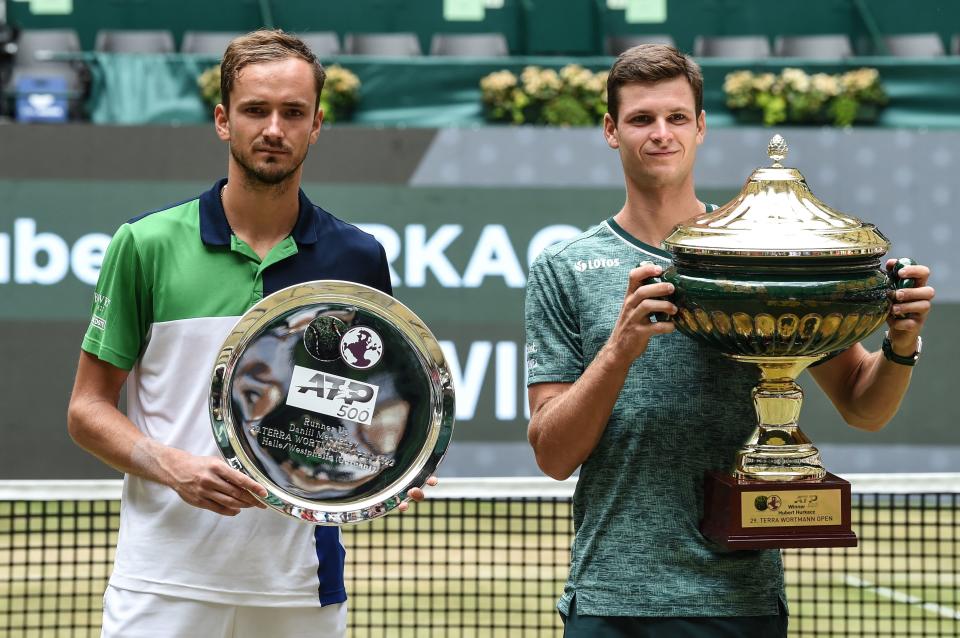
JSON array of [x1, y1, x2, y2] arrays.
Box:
[[398, 475, 439, 513], [886, 258, 935, 355]]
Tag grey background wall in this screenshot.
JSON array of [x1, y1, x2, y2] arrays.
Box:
[[0, 125, 957, 479]]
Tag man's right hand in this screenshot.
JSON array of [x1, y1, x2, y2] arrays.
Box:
[[605, 262, 677, 362], [526, 262, 679, 480], [69, 352, 270, 517], [161, 447, 268, 516]]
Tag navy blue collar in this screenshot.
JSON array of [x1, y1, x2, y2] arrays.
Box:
[[198, 178, 320, 246]]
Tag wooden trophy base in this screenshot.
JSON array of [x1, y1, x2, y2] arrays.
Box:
[[700, 471, 857, 549]]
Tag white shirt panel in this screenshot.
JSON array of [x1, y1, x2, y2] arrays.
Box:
[[112, 317, 326, 606]]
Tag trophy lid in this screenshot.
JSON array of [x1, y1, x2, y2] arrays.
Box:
[[662, 135, 890, 258]]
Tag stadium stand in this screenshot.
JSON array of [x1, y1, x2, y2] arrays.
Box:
[[430, 33, 509, 57], [297, 32, 342, 59], [4, 28, 86, 119], [774, 34, 854, 59], [180, 31, 244, 56], [344, 32, 422, 57], [880, 33, 946, 57], [1, 2, 959, 125], [95, 29, 175, 54], [858, 33, 948, 57], [605, 34, 675, 56], [694, 35, 771, 58]]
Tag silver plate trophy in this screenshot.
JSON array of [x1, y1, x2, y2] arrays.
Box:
[[209, 281, 455, 525]]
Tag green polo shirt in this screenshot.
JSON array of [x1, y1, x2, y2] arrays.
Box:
[[81, 179, 391, 607]]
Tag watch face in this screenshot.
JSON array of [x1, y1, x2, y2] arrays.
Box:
[[209, 281, 455, 525]]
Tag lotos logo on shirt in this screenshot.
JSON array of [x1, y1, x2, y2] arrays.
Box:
[[574, 257, 620, 273]]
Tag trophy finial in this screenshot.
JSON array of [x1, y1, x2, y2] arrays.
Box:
[[768, 134, 788, 168]]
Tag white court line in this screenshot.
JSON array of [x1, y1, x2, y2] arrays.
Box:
[[843, 575, 960, 620]]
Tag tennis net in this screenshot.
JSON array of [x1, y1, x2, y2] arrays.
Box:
[[1, 475, 957, 637]]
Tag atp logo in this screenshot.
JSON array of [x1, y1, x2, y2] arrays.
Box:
[[296, 372, 375, 406], [286, 366, 380, 426]]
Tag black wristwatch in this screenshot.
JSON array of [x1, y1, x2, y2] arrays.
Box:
[[881, 331, 922, 366]]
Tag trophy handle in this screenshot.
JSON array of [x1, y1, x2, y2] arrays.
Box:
[[639, 260, 674, 323], [888, 257, 916, 320], [889, 257, 916, 290]]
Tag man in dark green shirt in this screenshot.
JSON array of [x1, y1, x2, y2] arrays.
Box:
[[525, 44, 934, 637]]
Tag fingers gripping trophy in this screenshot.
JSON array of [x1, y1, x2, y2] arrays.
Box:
[[656, 135, 916, 549], [209, 281, 455, 525]]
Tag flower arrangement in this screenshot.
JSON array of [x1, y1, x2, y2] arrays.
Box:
[[723, 67, 887, 127], [480, 64, 608, 126], [318, 65, 361, 124], [197, 64, 361, 123], [197, 65, 221, 109]]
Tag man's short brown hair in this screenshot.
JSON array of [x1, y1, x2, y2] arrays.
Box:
[[606, 44, 703, 123], [220, 29, 326, 112]]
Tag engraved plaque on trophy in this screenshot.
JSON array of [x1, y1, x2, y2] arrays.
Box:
[[209, 281, 455, 525]]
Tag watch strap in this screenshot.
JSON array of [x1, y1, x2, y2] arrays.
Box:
[[882, 333, 921, 366]]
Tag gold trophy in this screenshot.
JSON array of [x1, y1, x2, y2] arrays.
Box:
[[658, 135, 911, 548]]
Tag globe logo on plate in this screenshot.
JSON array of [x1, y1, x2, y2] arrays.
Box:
[[340, 327, 384, 369]]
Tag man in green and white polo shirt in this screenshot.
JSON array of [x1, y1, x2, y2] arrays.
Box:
[[525, 45, 935, 637], [67, 30, 430, 638]]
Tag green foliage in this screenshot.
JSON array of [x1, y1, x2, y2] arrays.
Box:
[[723, 67, 887, 127], [318, 65, 361, 124], [542, 96, 594, 127], [480, 65, 607, 126], [829, 95, 860, 128], [197, 65, 221, 109]]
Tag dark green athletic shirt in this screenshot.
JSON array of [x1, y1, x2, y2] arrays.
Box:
[[525, 218, 785, 618]]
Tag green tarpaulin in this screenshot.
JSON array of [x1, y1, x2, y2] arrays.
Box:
[[75, 53, 960, 128]]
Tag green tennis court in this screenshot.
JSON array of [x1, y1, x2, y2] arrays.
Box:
[[1, 476, 957, 637]]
